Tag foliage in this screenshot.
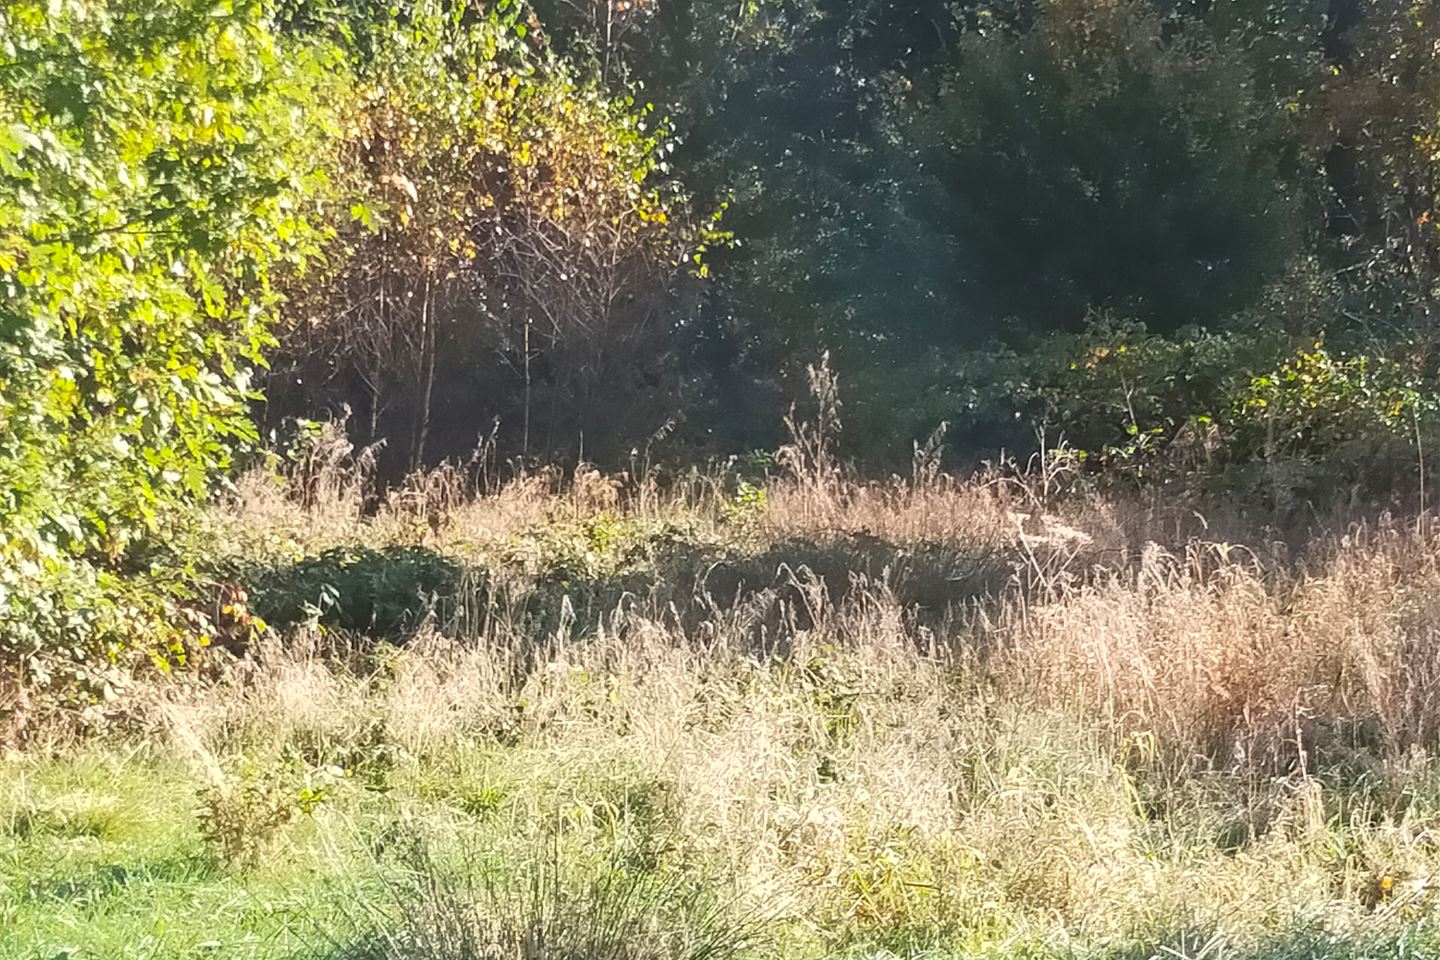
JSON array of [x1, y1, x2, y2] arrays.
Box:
[[1233, 342, 1438, 458], [502, 511, 725, 585], [196, 755, 341, 870], [897, 0, 1298, 337], [271, 0, 719, 471], [721, 480, 768, 526], [0, 0, 347, 675], [941, 318, 1440, 503], [1309, 0, 1440, 325], [246, 546, 467, 635], [525, 0, 1440, 467], [0, 556, 139, 698]]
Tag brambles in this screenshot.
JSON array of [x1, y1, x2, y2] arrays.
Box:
[[196, 757, 341, 871], [941, 322, 1440, 508]]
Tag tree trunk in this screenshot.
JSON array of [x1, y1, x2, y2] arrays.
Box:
[[523, 317, 532, 457], [413, 272, 436, 472]]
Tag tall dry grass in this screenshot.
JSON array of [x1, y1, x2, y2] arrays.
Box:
[[153, 464, 1440, 954], [999, 521, 1440, 791], [164, 380, 1440, 954], [212, 412, 1440, 793]]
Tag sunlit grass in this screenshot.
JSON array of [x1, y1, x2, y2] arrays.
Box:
[[12, 464, 1440, 958], [0, 751, 315, 958]]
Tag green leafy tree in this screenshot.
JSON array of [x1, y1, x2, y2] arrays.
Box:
[[896, 0, 1300, 339], [0, 0, 346, 676]]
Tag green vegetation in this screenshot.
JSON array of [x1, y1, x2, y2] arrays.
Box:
[[11, 464, 1440, 958], [8, 0, 1440, 956], [0, 0, 348, 687]]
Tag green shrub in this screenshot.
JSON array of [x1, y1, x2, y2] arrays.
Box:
[[197, 756, 341, 871], [246, 546, 468, 636], [0, 548, 207, 708], [942, 318, 1440, 503]]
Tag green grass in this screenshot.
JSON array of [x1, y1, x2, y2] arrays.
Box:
[[0, 751, 315, 958], [2, 742, 1439, 959], [0, 738, 754, 959], [14, 474, 1440, 958], [4, 710, 1440, 960]]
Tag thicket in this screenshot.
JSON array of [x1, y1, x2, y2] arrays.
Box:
[[5, 0, 1440, 691], [261, 0, 1440, 478], [525, 0, 1440, 470], [0, 0, 710, 689], [268, 0, 720, 474]]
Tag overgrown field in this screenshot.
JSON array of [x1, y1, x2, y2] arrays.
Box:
[[7, 454, 1440, 960], [10, 0, 1440, 955]]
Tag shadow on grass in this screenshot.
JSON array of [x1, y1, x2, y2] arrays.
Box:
[[479, 530, 1025, 660], [687, 533, 1019, 621], [239, 531, 1021, 653], [16, 853, 219, 908], [244, 545, 474, 636]]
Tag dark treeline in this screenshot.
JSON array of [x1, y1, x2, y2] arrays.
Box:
[[265, 0, 1440, 486]]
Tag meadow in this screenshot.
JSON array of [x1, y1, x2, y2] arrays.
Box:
[[6, 429, 1440, 960], [9, 0, 1440, 956]]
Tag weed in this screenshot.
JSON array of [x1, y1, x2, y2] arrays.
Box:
[[196, 758, 341, 871], [325, 838, 763, 960]]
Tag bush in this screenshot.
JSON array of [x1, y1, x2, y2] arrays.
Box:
[[328, 838, 760, 960], [899, 0, 1298, 338], [0, 542, 211, 711], [935, 317, 1440, 504], [197, 755, 341, 871], [246, 546, 468, 636], [270, 0, 720, 473]]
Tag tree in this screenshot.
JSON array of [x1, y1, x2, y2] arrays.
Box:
[[0, 0, 346, 669], [271, 0, 712, 472], [896, 0, 1301, 338], [1310, 0, 1440, 331]]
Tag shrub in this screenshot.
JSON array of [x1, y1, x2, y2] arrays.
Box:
[[330, 839, 761, 960], [0, 543, 214, 712], [246, 546, 468, 636], [197, 756, 341, 871], [941, 318, 1440, 504], [271, 0, 721, 472]]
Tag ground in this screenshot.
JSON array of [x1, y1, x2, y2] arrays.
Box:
[[5, 460, 1440, 959]]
